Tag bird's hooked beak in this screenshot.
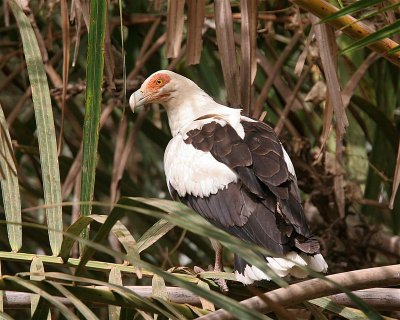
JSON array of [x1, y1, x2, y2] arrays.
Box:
[[129, 89, 147, 113]]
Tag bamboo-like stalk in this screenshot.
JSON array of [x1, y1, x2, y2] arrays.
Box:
[[198, 264, 400, 320], [0, 279, 167, 313], [0, 251, 234, 281], [0, 251, 147, 275], [0, 286, 200, 309], [328, 288, 400, 311], [292, 0, 400, 67], [2, 287, 400, 312]]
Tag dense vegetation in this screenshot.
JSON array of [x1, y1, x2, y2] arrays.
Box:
[[0, 0, 400, 318]]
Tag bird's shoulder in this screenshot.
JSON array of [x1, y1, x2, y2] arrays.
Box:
[[181, 115, 294, 196]]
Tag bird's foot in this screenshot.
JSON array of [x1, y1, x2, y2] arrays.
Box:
[[211, 264, 229, 293], [215, 277, 229, 293], [193, 265, 229, 293], [194, 266, 206, 274]]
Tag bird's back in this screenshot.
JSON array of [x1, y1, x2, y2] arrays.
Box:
[[164, 114, 327, 284]]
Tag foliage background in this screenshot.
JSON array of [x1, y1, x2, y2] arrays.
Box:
[[0, 0, 400, 319]]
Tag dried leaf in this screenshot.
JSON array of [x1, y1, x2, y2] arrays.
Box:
[[110, 117, 128, 203], [127, 33, 167, 81], [197, 280, 215, 311], [335, 128, 345, 218], [256, 52, 303, 112], [312, 15, 348, 136], [58, 0, 69, 154], [316, 96, 333, 158], [186, 0, 205, 65], [166, 0, 185, 58], [389, 142, 400, 209], [275, 64, 312, 135], [104, 16, 115, 88], [305, 80, 327, 104], [254, 31, 302, 119], [295, 27, 314, 76], [214, 0, 240, 107], [342, 52, 378, 108], [240, 0, 257, 115]]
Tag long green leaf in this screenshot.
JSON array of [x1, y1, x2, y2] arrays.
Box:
[[108, 267, 122, 320], [310, 297, 369, 320], [0, 311, 14, 320], [320, 0, 384, 23], [91, 215, 141, 266], [0, 103, 21, 252], [32, 296, 50, 320], [75, 198, 287, 287], [30, 258, 49, 319], [387, 45, 400, 54], [137, 219, 175, 253], [49, 281, 99, 320], [8, 0, 63, 256], [80, 0, 107, 248], [41, 272, 178, 318], [119, 198, 385, 319], [0, 261, 3, 313], [341, 20, 400, 54], [6, 276, 79, 320], [59, 216, 93, 262]]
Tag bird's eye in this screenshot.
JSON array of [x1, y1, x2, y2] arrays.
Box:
[[156, 78, 163, 85]]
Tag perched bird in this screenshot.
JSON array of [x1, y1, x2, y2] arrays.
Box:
[[129, 70, 328, 285]]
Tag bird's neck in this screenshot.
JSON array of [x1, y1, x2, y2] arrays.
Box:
[[164, 91, 224, 136]]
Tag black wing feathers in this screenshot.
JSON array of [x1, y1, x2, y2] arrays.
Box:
[[242, 121, 290, 199], [181, 118, 319, 255], [185, 122, 252, 168], [179, 183, 290, 254]]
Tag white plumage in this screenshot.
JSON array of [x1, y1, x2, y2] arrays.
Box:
[[130, 70, 328, 285], [164, 134, 237, 198]]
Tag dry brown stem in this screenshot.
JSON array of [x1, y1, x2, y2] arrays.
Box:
[[198, 264, 400, 320]]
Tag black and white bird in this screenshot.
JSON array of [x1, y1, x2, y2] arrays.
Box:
[[129, 70, 328, 284]]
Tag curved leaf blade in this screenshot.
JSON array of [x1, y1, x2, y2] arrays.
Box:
[[80, 0, 107, 248], [0, 103, 22, 252], [8, 0, 63, 256], [320, 0, 384, 23], [341, 20, 400, 55]]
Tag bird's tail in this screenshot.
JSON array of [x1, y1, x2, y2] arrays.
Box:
[[234, 252, 328, 285]]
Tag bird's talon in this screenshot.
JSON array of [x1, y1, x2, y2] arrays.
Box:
[[216, 278, 229, 293], [194, 266, 205, 274]]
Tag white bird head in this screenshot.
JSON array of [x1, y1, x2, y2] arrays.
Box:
[[129, 70, 236, 136], [129, 70, 200, 112]]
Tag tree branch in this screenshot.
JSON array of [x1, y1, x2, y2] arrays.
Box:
[[291, 0, 400, 67], [197, 264, 400, 320], [328, 288, 400, 311]]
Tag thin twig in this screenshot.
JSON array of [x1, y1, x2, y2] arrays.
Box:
[[253, 31, 302, 119], [274, 64, 312, 135]]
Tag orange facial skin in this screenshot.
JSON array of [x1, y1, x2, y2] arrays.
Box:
[[140, 73, 172, 103], [146, 73, 171, 92]]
